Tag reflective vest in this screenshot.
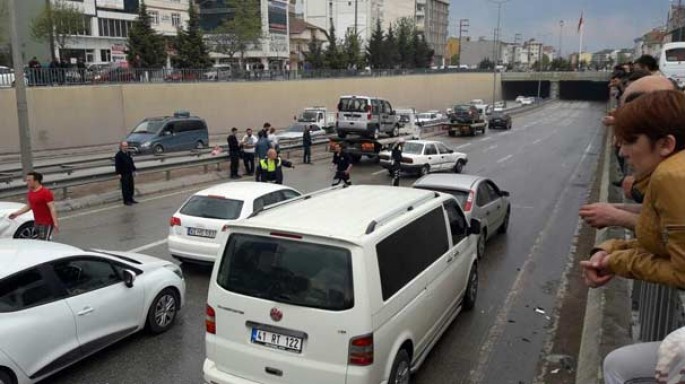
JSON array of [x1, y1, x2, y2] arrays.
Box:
[[260, 158, 281, 172]]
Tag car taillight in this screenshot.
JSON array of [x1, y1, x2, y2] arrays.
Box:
[[464, 190, 475, 212], [169, 216, 181, 227], [349, 334, 374, 366], [206, 305, 216, 334]]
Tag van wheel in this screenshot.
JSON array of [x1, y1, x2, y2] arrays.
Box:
[[0, 368, 16, 384], [195, 141, 205, 150], [338, 131, 347, 139], [464, 263, 478, 310], [153, 145, 165, 155], [477, 231, 486, 259], [420, 165, 430, 176], [389, 349, 411, 384], [146, 288, 179, 334], [454, 160, 464, 174], [391, 125, 399, 137]]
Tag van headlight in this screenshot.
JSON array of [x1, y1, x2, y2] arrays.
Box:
[[141, 142, 151, 149]]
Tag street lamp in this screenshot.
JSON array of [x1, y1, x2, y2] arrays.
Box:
[[9, 0, 33, 174], [558, 20, 565, 59], [488, 0, 510, 107]]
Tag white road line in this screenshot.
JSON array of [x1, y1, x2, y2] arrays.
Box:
[[372, 169, 387, 175], [480, 136, 493, 142], [127, 239, 168, 253], [455, 143, 472, 149], [532, 138, 543, 145], [497, 155, 513, 163], [486, 145, 499, 151]]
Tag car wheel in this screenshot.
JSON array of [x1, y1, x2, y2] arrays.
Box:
[[388, 349, 411, 384], [420, 164, 430, 176], [153, 145, 165, 155], [146, 288, 179, 334], [463, 262, 478, 310], [391, 125, 399, 138], [508, 123, 512, 130], [195, 140, 205, 150], [0, 369, 16, 384], [13, 222, 37, 239], [338, 131, 347, 139], [499, 208, 510, 234], [454, 160, 464, 174], [477, 230, 486, 259]]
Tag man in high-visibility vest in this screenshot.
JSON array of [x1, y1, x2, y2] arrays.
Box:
[[256, 149, 294, 184]]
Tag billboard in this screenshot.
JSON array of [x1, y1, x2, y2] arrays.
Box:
[[268, 0, 288, 34], [96, 0, 124, 10]]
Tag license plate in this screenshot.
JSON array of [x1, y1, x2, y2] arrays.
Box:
[[251, 328, 303, 353], [187, 227, 217, 238]]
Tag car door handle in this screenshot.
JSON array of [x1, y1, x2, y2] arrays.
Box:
[[77, 306, 94, 316]]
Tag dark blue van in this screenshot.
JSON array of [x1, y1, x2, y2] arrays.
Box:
[[125, 111, 209, 155]]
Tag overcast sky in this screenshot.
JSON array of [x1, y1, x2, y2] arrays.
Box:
[[449, 0, 672, 54]]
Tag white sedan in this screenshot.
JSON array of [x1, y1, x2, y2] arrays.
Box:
[[379, 140, 468, 176], [0, 202, 36, 239], [0, 240, 185, 384], [275, 122, 327, 142], [168, 182, 301, 263]]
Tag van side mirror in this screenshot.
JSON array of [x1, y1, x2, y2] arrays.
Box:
[[468, 218, 482, 236], [501, 190, 510, 197], [123, 269, 136, 288]]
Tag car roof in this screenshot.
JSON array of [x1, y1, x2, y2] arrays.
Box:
[[235, 185, 446, 241], [413, 173, 485, 191], [194, 182, 296, 201], [405, 140, 443, 145], [0, 240, 84, 277]]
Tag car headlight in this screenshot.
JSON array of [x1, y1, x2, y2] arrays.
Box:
[[164, 264, 184, 279], [141, 142, 151, 148]]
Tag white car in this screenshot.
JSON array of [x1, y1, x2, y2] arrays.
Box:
[[168, 182, 301, 263], [0, 66, 15, 88], [515, 96, 527, 103], [276, 122, 327, 142], [520, 97, 535, 105], [0, 202, 36, 239], [0, 240, 185, 384], [379, 140, 468, 176], [415, 111, 447, 125]]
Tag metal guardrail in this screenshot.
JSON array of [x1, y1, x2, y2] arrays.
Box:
[[501, 71, 611, 82]]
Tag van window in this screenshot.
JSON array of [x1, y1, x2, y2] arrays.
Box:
[[339, 97, 369, 113], [443, 200, 467, 245], [175, 120, 205, 133], [217, 234, 354, 311], [376, 207, 449, 301], [132, 119, 164, 134], [666, 48, 685, 62]]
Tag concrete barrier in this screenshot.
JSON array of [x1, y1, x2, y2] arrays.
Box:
[[0, 72, 501, 154]]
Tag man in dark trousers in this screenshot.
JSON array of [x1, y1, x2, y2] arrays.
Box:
[[227, 127, 241, 179], [332, 143, 353, 186], [115, 141, 137, 205], [303, 125, 312, 164], [255, 149, 294, 184], [390, 138, 405, 186]]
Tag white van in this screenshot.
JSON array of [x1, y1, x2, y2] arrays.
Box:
[[203, 185, 481, 384], [660, 42, 685, 88]]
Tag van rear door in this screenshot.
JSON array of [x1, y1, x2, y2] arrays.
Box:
[[207, 233, 366, 384]]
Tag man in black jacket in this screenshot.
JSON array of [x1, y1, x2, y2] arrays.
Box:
[[227, 127, 241, 178], [390, 138, 405, 187], [303, 125, 312, 164], [115, 142, 137, 205]]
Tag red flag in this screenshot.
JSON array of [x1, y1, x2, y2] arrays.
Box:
[[577, 11, 584, 33]]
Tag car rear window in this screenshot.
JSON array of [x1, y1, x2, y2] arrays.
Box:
[[666, 48, 685, 62], [338, 97, 369, 113], [180, 196, 244, 220], [217, 234, 354, 311], [415, 187, 469, 208], [403, 142, 424, 155]]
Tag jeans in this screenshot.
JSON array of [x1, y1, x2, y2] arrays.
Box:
[[603, 342, 660, 384], [243, 152, 255, 175], [303, 146, 311, 163], [230, 154, 240, 177]]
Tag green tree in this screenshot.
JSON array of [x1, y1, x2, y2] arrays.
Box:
[[207, 0, 262, 67], [549, 57, 572, 71], [127, 1, 166, 68], [366, 20, 385, 69], [384, 24, 400, 68], [304, 40, 325, 69], [396, 17, 414, 69], [0, 0, 10, 66], [173, 3, 211, 69], [323, 24, 344, 69], [412, 30, 432, 68], [31, 0, 88, 60], [450, 53, 460, 66], [478, 57, 494, 70], [343, 30, 364, 69]]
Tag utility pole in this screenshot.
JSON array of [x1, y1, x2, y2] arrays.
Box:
[[558, 20, 564, 59], [457, 18, 469, 66], [489, 0, 510, 108], [354, 0, 358, 36], [9, 0, 33, 175], [45, 0, 56, 61]]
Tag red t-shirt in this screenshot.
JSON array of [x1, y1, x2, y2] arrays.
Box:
[[28, 187, 54, 225]]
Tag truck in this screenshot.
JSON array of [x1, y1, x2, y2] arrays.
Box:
[[297, 107, 337, 132], [446, 104, 487, 137]]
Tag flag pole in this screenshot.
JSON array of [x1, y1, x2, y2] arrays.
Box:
[[578, 24, 583, 69]]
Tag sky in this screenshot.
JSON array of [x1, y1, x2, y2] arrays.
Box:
[[449, 0, 672, 54]]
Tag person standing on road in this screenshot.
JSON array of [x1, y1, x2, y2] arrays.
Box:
[[268, 126, 279, 152], [115, 141, 138, 206], [9, 172, 59, 241], [390, 138, 405, 187], [256, 149, 294, 184], [303, 125, 313, 164], [227, 127, 241, 179], [255, 130, 271, 160], [241, 128, 257, 176], [332, 143, 353, 186]]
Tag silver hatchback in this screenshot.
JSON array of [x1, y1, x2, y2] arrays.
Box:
[[413, 174, 511, 258]]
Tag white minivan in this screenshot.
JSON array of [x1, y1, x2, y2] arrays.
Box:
[[660, 42, 685, 89], [204, 185, 481, 384]]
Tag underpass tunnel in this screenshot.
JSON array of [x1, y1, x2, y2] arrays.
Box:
[[501, 81, 551, 100], [558, 81, 610, 102]]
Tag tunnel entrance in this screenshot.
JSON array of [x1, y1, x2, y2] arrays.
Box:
[[558, 81, 610, 101], [501, 81, 551, 100]]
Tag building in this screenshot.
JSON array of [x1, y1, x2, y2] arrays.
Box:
[[198, 0, 290, 69], [666, 2, 685, 43], [445, 37, 460, 65], [634, 28, 666, 58], [591, 49, 614, 69], [146, 0, 191, 37], [419, 0, 448, 66], [460, 37, 499, 68], [303, 0, 381, 45], [8, 0, 52, 65], [289, 13, 327, 70]]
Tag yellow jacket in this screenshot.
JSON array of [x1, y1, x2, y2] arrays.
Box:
[[599, 150, 685, 288]]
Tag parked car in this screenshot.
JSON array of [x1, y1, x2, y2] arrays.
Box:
[[164, 70, 201, 82], [276, 122, 327, 142], [413, 174, 511, 259], [520, 97, 534, 105], [203, 185, 481, 384], [336, 95, 401, 139], [0, 240, 185, 384], [0, 66, 15, 87], [168, 182, 301, 263], [94, 67, 135, 83], [125, 111, 209, 155], [379, 140, 468, 176], [416, 111, 447, 125], [515, 95, 527, 103], [0, 202, 36, 239], [203, 66, 232, 81], [449, 104, 483, 125], [488, 111, 512, 130]]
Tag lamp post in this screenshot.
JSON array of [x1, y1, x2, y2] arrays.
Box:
[[558, 20, 565, 59], [9, 0, 33, 174], [488, 0, 510, 107]]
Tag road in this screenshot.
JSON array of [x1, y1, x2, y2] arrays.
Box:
[[46, 101, 605, 384]]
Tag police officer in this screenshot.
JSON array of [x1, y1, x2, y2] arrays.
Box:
[[390, 138, 405, 187], [255, 149, 294, 184]]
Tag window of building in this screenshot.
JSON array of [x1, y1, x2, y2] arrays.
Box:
[[149, 10, 159, 25], [98, 18, 132, 38], [171, 13, 181, 27], [101, 49, 112, 62]]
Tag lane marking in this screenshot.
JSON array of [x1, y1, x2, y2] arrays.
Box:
[[480, 136, 493, 142], [372, 169, 387, 175], [456, 143, 472, 150], [532, 138, 543, 145], [486, 145, 499, 151], [127, 239, 168, 253], [497, 155, 513, 163]]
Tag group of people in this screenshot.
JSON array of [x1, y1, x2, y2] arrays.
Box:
[[26, 56, 87, 86], [579, 54, 685, 383]]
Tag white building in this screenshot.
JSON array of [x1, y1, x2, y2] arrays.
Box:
[[303, 0, 381, 44], [146, 0, 191, 37]]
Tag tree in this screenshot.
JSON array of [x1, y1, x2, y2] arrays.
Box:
[[173, 3, 211, 69], [366, 20, 385, 69], [549, 57, 572, 71], [450, 54, 460, 66], [304, 40, 324, 69], [343, 30, 364, 69], [396, 17, 414, 69], [324, 24, 344, 70], [127, 1, 166, 68], [478, 57, 494, 70], [207, 0, 262, 67], [31, 0, 88, 60], [384, 24, 400, 68], [0, 0, 10, 66], [412, 30, 433, 68]]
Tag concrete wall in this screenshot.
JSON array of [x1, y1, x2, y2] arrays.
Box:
[[0, 72, 500, 153]]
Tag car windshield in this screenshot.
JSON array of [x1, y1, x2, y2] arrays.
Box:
[[666, 48, 685, 62], [180, 196, 244, 220], [403, 142, 424, 155], [338, 97, 369, 113], [132, 119, 164, 134], [217, 234, 354, 311], [453, 105, 471, 113], [300, 112, 318, 122], [490, 112, 505, 118], [416, 187, 469, 208], [399, 114, 411, 123], [286, 124, 306, 133]]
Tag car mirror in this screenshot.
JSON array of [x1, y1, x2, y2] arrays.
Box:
[[501, 190, 510, 197], [123, 269, 136, 288], [468, 218, 482, 236]]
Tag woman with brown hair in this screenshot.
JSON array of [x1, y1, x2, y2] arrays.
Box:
[[583, 90, 685, 384]]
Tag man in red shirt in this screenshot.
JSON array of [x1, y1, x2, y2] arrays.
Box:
[[9, 172, 59, 240]]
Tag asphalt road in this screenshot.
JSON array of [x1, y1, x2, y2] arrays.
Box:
[[46, 101, 605, 384]]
